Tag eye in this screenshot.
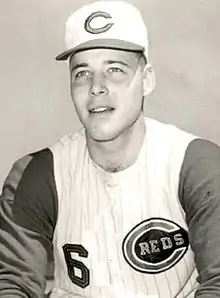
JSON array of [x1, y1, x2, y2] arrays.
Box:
[[74, 70, 91, 79], [108, 67, 124, 74]]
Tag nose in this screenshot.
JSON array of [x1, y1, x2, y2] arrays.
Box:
[[89, 73, 108, 97]]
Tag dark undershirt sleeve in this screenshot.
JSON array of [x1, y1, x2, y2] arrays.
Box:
[[179, 138, 220, 298], [0, 148, 58, 298]]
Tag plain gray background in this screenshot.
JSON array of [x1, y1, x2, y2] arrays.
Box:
[[0, 0, 220, 189]]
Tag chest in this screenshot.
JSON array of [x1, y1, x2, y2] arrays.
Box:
[[52, 162, 197, 298]]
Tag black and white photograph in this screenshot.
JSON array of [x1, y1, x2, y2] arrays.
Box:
[[0, 1, 220, 297]]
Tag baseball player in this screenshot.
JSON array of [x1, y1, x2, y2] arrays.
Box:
[[1, 1, 220, 297]]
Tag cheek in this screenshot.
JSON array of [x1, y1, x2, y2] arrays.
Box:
[[70, 75, 91, 97], [70, 85, 89, 110], [71, 95, 87, 123], [121, 81, 144, 110]]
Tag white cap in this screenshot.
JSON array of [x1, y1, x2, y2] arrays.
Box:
[[56, 1, 148, 61]]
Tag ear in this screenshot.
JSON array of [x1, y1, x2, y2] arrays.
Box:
[[143, 64, 156, 96]]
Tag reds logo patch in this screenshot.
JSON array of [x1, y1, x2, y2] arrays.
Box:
[[122, 218, 189, 274], [84, 11, 114, 34]]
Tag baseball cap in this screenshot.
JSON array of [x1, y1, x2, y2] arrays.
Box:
[[55, 1, 148, 61]]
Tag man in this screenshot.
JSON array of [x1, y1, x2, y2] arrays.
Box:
[[0, 1, 220, 297]]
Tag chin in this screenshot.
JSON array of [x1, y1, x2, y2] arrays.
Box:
[[88, 127, 121, 143]]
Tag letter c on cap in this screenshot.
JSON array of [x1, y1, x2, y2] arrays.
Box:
[[84, 11, 114, 34]]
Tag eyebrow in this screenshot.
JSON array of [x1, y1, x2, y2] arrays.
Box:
[[71, 63, 89, 73], [104, 60, 130, 67], [71, 60, 130, 72]]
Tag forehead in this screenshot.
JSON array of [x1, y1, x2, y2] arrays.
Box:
[[69, 48, 141, 68]]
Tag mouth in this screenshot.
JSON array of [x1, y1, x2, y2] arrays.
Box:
[[88, 106, 115, 114]]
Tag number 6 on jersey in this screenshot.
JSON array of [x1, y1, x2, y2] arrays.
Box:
[[62, 244, 90, 288]]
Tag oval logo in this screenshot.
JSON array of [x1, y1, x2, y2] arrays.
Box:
[[84, 11, 114, 34], [122, 218, 189, 274]]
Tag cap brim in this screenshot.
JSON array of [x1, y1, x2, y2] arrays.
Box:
[[55, 39, 144, 61]]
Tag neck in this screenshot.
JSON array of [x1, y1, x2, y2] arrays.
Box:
[[87, 113, 145, 172]]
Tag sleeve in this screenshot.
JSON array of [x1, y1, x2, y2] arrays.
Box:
[[179, 138, 220, 298], [0, 148, 58, 298]]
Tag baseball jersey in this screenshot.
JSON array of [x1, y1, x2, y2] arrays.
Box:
[[1, 117, 220, 298], [49, 117, 198, 298]]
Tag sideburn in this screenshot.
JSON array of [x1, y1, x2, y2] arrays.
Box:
[[141, 96, 144, 111]]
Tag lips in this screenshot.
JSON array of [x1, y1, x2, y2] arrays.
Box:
[[88, 106, 115, 114]]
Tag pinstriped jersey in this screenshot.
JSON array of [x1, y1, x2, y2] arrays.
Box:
[[49, 117, 199, 298], [2, 120, 220, 297]]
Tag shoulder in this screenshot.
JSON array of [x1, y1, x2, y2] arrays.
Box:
[[182, 138, 220, 165], [1, 147, 58, 241], [144, 118, 198, 170], [50, 129, 87, 176], [2, 148, 54, 198], [179, 138, 220, 211], [145, 117, 197, 144], [50, 128, 86, 153], [180, 138, 220, 185]]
